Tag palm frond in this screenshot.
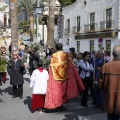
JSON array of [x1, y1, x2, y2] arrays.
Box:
[[0, 5, 8, 12]]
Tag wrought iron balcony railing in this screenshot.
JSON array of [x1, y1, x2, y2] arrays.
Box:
[[72, 26, 81, 33], [84, 23, 98, 32], [100, 20, 114, 30], [64, 28, 70, 34]]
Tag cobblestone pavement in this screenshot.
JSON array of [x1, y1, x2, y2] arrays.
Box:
[[0, 74, 107, 120]]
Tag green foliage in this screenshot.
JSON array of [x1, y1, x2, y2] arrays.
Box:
[[19, 21, 30, 33], [28, 42, 43, 52], [0, 55, 9, 72], [58, 0, 77, 7], [18, 0, 45, 14], [18, 0, 35, 14], [0, 5, 8, 11]]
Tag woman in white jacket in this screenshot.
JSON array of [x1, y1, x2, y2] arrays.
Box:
[[79, 51, 94, 107], [30, 59, 49, 113]]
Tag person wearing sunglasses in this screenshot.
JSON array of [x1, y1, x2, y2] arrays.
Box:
[[7, 51, 25, 99]]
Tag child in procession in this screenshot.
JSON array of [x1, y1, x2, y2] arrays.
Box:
[[30, 59, 49, 113]]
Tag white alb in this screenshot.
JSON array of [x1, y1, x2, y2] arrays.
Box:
[[30, 69, 49, 94]]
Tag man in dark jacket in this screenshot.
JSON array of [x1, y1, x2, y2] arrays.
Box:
[[29, 50, 40, 76], [7, 51, 25, 99]]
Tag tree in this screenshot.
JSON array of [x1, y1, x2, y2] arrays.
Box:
[[18, 0, 35, 42], [47, 0, 56, 48], [58, 0, 77, 7], [10, 0, 18, 51]]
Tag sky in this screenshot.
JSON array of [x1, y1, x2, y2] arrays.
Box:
[[4, 0, 9, 4]]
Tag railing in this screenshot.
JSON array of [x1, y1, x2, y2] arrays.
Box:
[[84, 23, 98, 32], [64, 28, 70, 34], [100, 20, 114, 30], [72, 26, 76, 33], [72, 26, 81, 33]]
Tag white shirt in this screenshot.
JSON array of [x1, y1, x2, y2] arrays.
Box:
[[30, 69, 49, 94]]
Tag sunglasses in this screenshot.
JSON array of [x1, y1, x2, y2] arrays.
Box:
[[2, 52, 6, 54], [13, 54, 17, 56]]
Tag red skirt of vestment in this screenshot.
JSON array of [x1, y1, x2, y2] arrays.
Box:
[[0, 72, 6, 83], [44, 59, 85, 109], [32, 94, 45, 112]]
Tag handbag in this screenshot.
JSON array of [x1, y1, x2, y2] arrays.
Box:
[[20, 66, 26, 75]]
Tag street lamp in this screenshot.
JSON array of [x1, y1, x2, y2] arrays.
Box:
[[42, 19, 45, 44], [33, 7, 43, 43]]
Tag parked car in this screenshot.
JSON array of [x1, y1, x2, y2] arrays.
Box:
[[22, 37, 30, 45]]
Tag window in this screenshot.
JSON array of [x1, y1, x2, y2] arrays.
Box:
[[90, 40, 94, 53], [83, 0, 87, 7], [106, 8, 112, 28], [90, 13, 95, 30], [106, 40, 111, 52], [66, 39, 69, 45], [44, 7, 48, 11], [77, 41, 80, 52], [42, 17, 47, 25], [55, 7, 59, 11], [77, 16, 80, 32], [54, 15, 58, 25], [67, 19, 70, 33]]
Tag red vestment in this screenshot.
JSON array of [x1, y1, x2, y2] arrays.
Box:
[[44, 52, 85, 109]]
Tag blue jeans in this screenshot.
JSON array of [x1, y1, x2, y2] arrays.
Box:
[[94, 85, 104, 106]]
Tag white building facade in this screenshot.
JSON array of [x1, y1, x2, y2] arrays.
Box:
[[0, 0, 9, 28], [62, 0, 120, 53]]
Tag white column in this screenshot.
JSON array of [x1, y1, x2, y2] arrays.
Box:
[[118, 0, 120, 40], [36, 0, 40, 43], [37, 13, 39, 43]]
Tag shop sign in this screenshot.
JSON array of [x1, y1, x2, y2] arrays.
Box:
[[75, 31, 117, 40]]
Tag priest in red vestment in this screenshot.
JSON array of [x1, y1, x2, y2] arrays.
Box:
[[44, 43, 85, 109]]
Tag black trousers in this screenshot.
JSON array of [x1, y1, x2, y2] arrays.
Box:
[[13, 84, 23, 95], [81, 77, 94, 105], [108, 113, 119, 120]]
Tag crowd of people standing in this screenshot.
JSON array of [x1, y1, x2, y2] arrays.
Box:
[[0, 43, 120, 120]]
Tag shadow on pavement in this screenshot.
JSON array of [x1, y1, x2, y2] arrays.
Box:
[[24, 78, 30, 83], [0, 98, 3, 102], [24, 96, 32, 113], [62, 106, 104, 120], [68, 107, 104, 116], [3, 86, 13, 96], [63, 114, 80, 120]]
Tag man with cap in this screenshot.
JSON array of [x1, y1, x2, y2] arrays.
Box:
[[7, 51, 25, 99]]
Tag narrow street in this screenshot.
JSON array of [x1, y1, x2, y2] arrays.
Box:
[[0, 74, 107, 120]]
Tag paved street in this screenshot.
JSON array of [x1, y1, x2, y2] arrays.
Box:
[[0, 74, 107, 120]]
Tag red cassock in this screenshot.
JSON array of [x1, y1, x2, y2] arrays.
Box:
[[44, 56, 85, 109], [31, 68, 46, 112], [0, 72, 6, 83], [32, 94, 45, 112]]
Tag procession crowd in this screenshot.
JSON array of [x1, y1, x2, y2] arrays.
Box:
[[0, 43, 120, 120]]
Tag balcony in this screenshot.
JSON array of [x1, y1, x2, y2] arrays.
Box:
[[84, 23, 98, 32], [100, 20, 114, 30], [64, 28, 70, 34], [72, 26, 81, 33]]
